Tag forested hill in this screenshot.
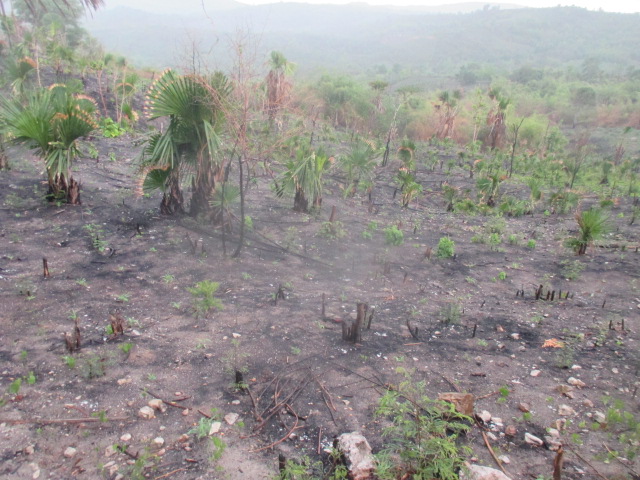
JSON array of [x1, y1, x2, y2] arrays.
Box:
[[84, 3, 640, 76]]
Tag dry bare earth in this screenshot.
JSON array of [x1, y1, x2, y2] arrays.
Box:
[[0, 134, 639, 480]]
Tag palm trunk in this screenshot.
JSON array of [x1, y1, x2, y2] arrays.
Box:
[[160, 171, 184, 215], [293, 188, 308, 213]]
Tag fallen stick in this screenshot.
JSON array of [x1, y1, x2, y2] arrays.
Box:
[[603, 442, 640, 477], [141, 388, 189, 410], [251, 403, 302, 452], [0, 416, 129, 425], [564, 444, 609, 480], [153, 468, 187, 480], [477, 422, 509, 476]]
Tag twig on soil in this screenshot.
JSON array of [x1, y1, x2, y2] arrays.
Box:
[[153, 468, 187, 480], [477, 421, 509, 476], [317, 427, 323, 455], [251, 403, 303, 452], [140, 388, 189, 410], [564, 444, 609, 480], [0, 416, 129, 425], [603, 442, 640, 477], [476, 390, 500, 400]]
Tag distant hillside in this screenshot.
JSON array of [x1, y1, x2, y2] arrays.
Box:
[[83, 3, 640, 77]]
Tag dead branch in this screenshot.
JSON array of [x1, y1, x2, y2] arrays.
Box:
[[0, 416, 129, 425]]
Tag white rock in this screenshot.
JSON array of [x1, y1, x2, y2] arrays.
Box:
[[558, 404, 576, 416], [232, 333, 241, 338], [120, 433, 132, 442], [148, 399, 167, 413], [336, 432, 375, 480], [209, 421, 222, 435], [498, 455, 510, 465], [567, 377, 586, 388], [153, 437, 164, 447], [459, 464, 512, 480], [138, 406, 155, 419], [479, 410, 492, 423], [530, 369, 541, 377], [63, 447, 77, 458], [547, 428, 560, 438], [594, 411, 607, 424], [545, 436, 562, 451], [224, 412, 239, 425], [524, 432, 544, 446]]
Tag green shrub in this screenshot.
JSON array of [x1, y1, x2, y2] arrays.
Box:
[[374, 369, 472, 480], [100, 117, 127, 138], [384, 225, 404, 246], [318, 221, 347, 239], [187, 280, 223, 317], [436, 236, 455, 258]]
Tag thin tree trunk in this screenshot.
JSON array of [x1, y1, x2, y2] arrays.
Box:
[[232, 154, 245, 258]]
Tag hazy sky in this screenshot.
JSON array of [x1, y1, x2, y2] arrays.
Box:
[[238, 0, 639, 13]]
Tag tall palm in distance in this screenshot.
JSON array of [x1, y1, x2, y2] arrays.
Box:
[[265, 51, 295, 126]]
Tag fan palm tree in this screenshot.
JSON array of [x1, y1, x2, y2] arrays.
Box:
[[339, 140, 380, 197], [0, 83, 97, 203], [139, 69, 232, 221], [276, 142, 330, 213], [265, 51, 295, 124]]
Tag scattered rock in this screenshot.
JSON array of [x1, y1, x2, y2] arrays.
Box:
[[524, 432, 544, 446], [498, 455, 510, 465], [518, 403, 530, 413], [148, 399, 167, 413], [153, 437, 164, 447], [567, 377, 586, 388], [530, 369, 541, 377], [547, 428, 560, 438], [459, 463, 512, 480], [209, 421, 222, 435], [105, 445, 117, 457], [594, 411, 607, 424], [231, 400, 240, 405], [504, 425, 517, 437], [478, 410, 492, 423], [336, 432, 375, 480], [544, 436, 562, 451], [510, 333, 520, 340], [224, 412, 239, 425], [23, 445, 35, 455], [138, 406, 155, 419], [63, 446, 77, 458], [117, 377, 132, 385], [438, 392, 475, 416], [555, 385, 574, 399], [558, 404, 576, 416], [583, 399, 594, 408], [232, 333, 241, 338]]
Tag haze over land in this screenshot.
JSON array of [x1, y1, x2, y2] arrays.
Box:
[[84, 1, 640, 79]]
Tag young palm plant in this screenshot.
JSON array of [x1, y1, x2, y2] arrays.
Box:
[[139, 69, 231, 221], [276, 142, 330, 213], [339, 140, 380, 197], [566, 208, 610, 255], [1, 84, 97, 204]]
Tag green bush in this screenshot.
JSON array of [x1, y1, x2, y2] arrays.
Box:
[[374, 369, 472, 480], [384, 225, 404, 246], [187, 280, 223, 317], [436, 236, 455, 258]]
